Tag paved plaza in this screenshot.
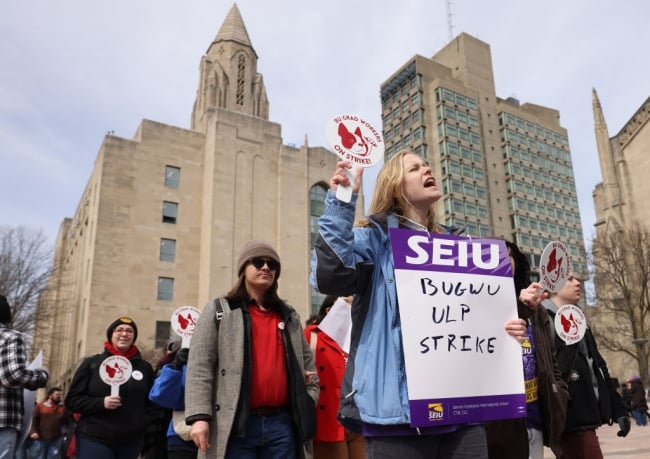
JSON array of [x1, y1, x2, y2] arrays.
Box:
[[544, 423, 650, 458]]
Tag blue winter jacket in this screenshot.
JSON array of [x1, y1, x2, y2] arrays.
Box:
[[311, 190, 416, 426], [311, 190, 466, 431], [149, 364, 187, 439]]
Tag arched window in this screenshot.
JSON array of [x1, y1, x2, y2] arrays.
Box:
[[236, 55, 245, 106]]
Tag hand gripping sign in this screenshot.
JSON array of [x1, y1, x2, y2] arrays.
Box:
[[325, 114, 384, 202], [171, 305, 201, 347], [99, 355, 133, 397], [539, 241, 572, 293]]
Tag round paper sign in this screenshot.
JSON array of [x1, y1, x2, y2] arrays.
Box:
[[539, 241, 572, 293], [325, 114, 385, 202], [325, 114, 385, 166], [554, 304, 587, 345], [171, 305, 200, 347], [99, 355, 133, 396]]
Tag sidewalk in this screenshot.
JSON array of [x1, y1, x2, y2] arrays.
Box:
[[543, 423, 650, 458]]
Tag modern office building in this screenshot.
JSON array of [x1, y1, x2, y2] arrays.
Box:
[[379, 33, 586, 277], [591, 91, 650, 381], [37, 4, 359, 387]]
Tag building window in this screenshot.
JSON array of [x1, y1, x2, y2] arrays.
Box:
[[309, 184, 328, 312], [162, 201, 178, 224], [165, 165, 180, 188], [157, 277, 174, 300], [155, 320, 171, 348], [160, 238, 176, 262]]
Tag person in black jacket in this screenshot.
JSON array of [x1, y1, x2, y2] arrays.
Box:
[[64, 317, 154, 459], [629, 377, 648, 426], [487, 241, 568, 459], [543, 275, 630, 459]]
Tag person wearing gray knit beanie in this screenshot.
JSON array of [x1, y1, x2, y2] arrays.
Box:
[[236, 240, 282, 278], [184, 240, 318, 458]]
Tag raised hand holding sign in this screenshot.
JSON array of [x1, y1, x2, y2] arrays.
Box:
[[539, 241, 572, 293], [325, 114, 384, 202]]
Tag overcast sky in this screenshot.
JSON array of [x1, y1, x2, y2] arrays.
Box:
[[1, 0, 649, 248]]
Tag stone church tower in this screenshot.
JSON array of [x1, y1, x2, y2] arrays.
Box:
[[37, 4, 360, 387], [590, 90, 650, 381]]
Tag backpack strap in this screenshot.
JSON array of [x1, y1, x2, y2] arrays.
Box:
[[213, 296, 230, 328]]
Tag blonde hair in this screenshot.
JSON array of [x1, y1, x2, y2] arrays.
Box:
[[357, 149, 441, 232]]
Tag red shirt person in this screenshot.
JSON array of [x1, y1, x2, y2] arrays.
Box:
[[305, 295, 365, 459]]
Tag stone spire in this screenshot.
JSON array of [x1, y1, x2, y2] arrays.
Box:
[[592, 88, 618, 208], [208, 4, 256, 56], [191, 4, 269, 132]]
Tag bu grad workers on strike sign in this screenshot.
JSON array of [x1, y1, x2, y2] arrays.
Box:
[[390, 229, 526, 427]]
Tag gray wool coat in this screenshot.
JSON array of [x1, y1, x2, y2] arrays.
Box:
[[185, 297, 319, 459]]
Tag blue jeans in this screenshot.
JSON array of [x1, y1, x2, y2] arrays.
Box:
[[632, 409, 648, 426], [75, 435, 143, 459], [365, 424, 487, 459], [0, 428, 18, 459], [38, 437, 64, 459], [16, 439, 43, 459], [225, 410, 296, 459]]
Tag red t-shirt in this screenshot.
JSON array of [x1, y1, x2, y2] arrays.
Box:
[[248, 303, 289, 409]]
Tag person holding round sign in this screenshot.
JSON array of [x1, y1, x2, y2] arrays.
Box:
[[148, 307, 200, 459], [64, 317, 155, 459], [542, 273, 630, 458], [324, 113, 385, 203], [486, 241, 568, 459], [184, 240, 319, 459], [310, 150, 528, 458]]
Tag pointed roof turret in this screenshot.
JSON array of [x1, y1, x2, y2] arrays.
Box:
[[592, 87, 620, 214], [211, 4, 254, 52], [592, 88, 606, 125]]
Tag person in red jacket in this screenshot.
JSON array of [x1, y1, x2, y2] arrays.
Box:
[[305, 295, 365, 459]]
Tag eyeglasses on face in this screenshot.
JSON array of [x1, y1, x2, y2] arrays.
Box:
[[249, 257, 279, 271], [113, 327, 134, 335]]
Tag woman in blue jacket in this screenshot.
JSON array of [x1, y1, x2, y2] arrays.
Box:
[[310, 150, 527, 458], [149, 342, 198, 459]]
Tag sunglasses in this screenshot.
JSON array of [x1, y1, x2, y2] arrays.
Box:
[[249, 257, 279, 271]]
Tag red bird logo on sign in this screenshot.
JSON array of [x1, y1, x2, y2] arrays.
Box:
[[337, 123, 369, 157], [99, 355, 132, 388], [177, 313, 196, 330], [560, 312, 581, 336], [546, 248, 563, 282], [171, 306, 201, 340], [554, 304, 586, 345], [104, 362, 125, 380]]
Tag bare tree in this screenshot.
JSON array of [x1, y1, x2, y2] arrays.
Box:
[[0, 225, 53, 335], [588, 222, 650, 387]]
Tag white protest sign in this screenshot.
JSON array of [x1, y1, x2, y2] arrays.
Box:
[[318, 297, 352, 354], [539, 241, 572, 293], [325, 114, 384, 202], [171, 305, 200, 347], [99, 355, 132, 396], [390, 229, 526, 427]]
